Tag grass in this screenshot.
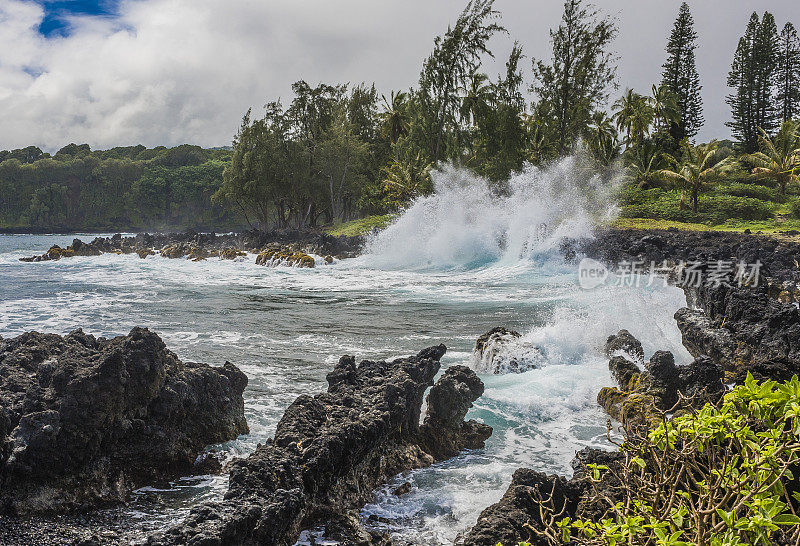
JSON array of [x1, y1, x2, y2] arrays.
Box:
[[324, 214, 397, 237], [611, 217, 800, 236]]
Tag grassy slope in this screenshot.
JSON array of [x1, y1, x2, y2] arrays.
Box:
[[324, 214, 397, 237]]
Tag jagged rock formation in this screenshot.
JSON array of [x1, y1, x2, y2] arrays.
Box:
[[571, 228, 800, 285], [597, 330, 724, 430], [463, 448, 624, 546], [0, 327, 248, 515], [255, 247, 315, 268], [473, 327, 542, 374], [147, 345, 491, 546], [676, 283, 800, 381]]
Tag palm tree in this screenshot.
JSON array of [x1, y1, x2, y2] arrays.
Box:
[[381, 151, 434, 208], [586, 112, 620, 168], [627, 140, 662, 188], [658, 140, 728, 213], [379, 91, 410, 145], [459, 72, 493, 127], [650, 84, 679, 133], [746, 120, 800, 195], [522, 113, 553, 165], [613, 89, 654, 149]]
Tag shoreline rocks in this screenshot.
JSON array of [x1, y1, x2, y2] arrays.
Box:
[[146, 345, 491, 546], [19, 229, 363, 265], [0, 327, 248, 515]]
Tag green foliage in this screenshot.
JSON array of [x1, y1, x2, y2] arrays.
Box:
[[530, 375, 800, 545], [0, 143, 236, 231], [621, 187, 775, 224], [789, 198, 800, 219], [324, 214, 397, 237], [660, 2, 703, 141], [531, 0, 618, 155]]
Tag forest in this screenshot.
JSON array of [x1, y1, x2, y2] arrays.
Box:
[[1, 0, 798, 233]]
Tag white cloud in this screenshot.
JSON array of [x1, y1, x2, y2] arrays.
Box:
[[0, 0, 797, 152]]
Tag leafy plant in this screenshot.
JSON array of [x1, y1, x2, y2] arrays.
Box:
[[522, 374, 800, 545]]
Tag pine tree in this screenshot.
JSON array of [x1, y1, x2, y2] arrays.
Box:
[[727, 12, 780, 152], [753, 13, 780, 134], [777, 22, 800, 122], [531, 0, 617, 155], [660, 2, 703, 142]]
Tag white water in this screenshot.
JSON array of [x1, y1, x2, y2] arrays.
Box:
[[0, 159, 690, 544]]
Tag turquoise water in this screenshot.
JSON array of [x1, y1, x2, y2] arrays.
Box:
[[0, 165, 692, 544]]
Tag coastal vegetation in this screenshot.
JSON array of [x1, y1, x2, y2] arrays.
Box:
[[498, 374, 800, 545], [0, 0, 798, 234]]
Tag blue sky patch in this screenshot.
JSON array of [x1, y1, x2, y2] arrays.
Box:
[[36, 1, 122, 37]]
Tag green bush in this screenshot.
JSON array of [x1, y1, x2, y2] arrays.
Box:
[[714, 183, 779, 202], [519, 374, 800, 546], [790, 199, 800, 220], [619, 190, 775, 225]]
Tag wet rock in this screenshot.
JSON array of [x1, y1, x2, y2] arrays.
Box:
[[473, 327, 542, 374], [146, 346, 489, 546], [644, 350, 680, 409], [464, 447, 626, 545], [255, 247, 315, 268], [604, 329, 644, 363], [608, 355, 641, 389], [418, 365, 492, 460], [0, 327, 248, 514], [392, 482, 412, 496]]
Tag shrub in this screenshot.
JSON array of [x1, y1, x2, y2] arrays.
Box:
[[790, 199, 800, 220], [619, 191, 775, 224], [714, 183, 779, 202], [525, 374, 800, 545]]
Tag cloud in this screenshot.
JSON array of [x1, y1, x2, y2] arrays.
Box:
[[0, 0, 797, 152]]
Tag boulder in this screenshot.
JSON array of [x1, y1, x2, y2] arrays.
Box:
[[604, 329, 644, 363], [0, 327, 248, 514], [473, 327, 542, 374]]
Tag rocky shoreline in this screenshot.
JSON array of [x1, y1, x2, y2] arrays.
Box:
[[461, 228, 800, 544], [18, 230, 364, 267], [5, 226, 800, 545]]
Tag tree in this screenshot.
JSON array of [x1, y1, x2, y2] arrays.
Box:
[[585, 111, 620, 171], [746, 119, 800, 195], [650, 84, 679, 135], [316, 111, 370, 221], [727, 12, 780, 152], [416, 0, 505, 163], [531, 0, 618, 155], [658, 141, 729, 213], [612, 89, 654, 149], [660, 2, 704, 141], [381, 150, 433, 210], [777, 22, 800, 122], [626, 140, 663, 188], [379, 91, 410, 147]]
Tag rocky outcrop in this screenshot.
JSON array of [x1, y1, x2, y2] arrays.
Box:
[[604, 328, 644, 363], [255, 247, 315, 268], [676, 283, 800, 381], [596, 331, 724, 431], [572, 228, 800, 285], [20, 230, 363, 264], [147, 346, 490, 546], [473, 327, 542, 374], [0, 327, 248, 515], [463, 448, 623, 546]]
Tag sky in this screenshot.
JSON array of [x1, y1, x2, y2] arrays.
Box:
[[0, 0, 797, 152]]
